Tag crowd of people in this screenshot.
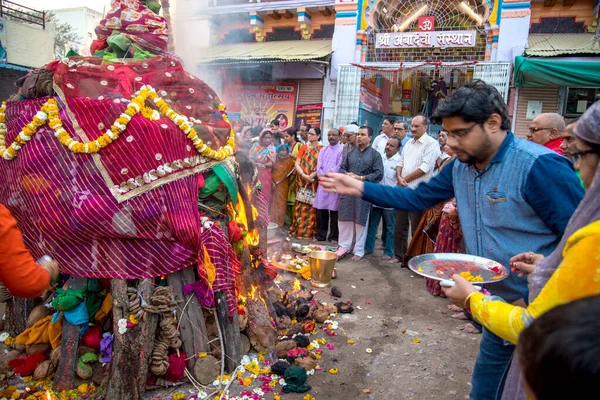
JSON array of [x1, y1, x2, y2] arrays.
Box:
[[317, 80, 599, 400]]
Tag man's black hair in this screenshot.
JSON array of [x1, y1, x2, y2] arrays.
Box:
[[271, 119, 280, 127], [518, 295, 600, 400], [433, 79, 511, 130], [384, 116, 397, 125], [359, 126, 373, 137]]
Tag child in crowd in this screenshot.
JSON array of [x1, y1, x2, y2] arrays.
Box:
[[518, 295, 600, 400]]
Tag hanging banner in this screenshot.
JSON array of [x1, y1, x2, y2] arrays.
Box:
[[375, 30, 477, 49], [295, 103, 323, 129], [221, 81, 298, 131]]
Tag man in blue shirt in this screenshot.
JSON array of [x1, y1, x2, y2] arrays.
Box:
[[320, 80, 584, 400]]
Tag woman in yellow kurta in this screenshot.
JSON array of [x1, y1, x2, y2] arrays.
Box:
[[444, 101, 600, 400]]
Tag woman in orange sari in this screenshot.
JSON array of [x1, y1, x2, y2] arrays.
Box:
[[289, 127, 322, 239], [269, 146, 295, 228]]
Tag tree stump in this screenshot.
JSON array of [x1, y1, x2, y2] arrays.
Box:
[[215, 291, 241, 372], [4, 297, 37, 337], [53, 276, 87, 392], [106, 278, 158, 399], [167, 266, 208, 370]]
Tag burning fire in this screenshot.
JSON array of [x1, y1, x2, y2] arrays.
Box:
[[233, 186, 260, 247], [247, 284, 268, 308], [44, 391, 55, 400], [248, 284, 257, 300], [292, 278, 302, 292]]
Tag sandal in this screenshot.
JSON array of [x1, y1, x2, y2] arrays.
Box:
[[335, 248, 349, 261]]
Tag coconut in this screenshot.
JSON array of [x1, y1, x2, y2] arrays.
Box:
[[33, 360, 54, 381], [77, 362, 93, 380], [294, 356, 317, 371], [238, 312, 248, 331], [26, 343, 51, 355], [50, 347, 61, 367], [275, 340, 297, 359], [26, 305, 51, 328]]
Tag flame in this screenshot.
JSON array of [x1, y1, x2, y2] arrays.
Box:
[[248, 285, 257, 300], [234, 187, 259, 247], [237, 293, 247, 306], [248, 284, 268, 308], [44, 391, 55, 400], [292, 278, 302, 292]]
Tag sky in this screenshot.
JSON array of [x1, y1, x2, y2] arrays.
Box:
[[16, 0, 177, 16]]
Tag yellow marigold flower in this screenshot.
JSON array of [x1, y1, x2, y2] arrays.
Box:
[[316, 338, 326, 345], [313, 352, 322, 360], [307, 344, 314, 351], [11, 391, 21, 399], [274, 396, 281, 400], [77, 384, 89, 393], [14, 137, 26, 146], [128, 314, 139, 325], [87, 141, 100, 154], [124, 107, 136, 117], [303, 394, 316, 400], [198, 352, 207, 358], [346, 340, 355, 345], [258, 352, 265, 361], [329, 368, 339, 375], [23, 377, 32, 383], [242, 377, 253, 387], [413, 338, 421, 344], [73, 143, 85, 153], [116, 116, 129, 126], [269, 379, 278, 387], [172, 391, 186, 400]]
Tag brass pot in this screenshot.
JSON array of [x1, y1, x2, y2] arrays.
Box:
[[308, 251, 337, 288]]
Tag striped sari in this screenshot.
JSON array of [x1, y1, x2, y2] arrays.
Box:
[[289, 144, 322, 239]]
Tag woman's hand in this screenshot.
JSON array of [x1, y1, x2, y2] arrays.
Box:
[[510, 252, 544, 277], [442, 274, 478, 308], [319, 172, 365, 197]]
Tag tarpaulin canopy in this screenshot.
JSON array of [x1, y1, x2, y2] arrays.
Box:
[[197, 40, 332, 65], [514, 56, 600, 88]]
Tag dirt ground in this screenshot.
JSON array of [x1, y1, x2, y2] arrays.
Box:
[[275, 251, 481, 400], [145, 243, 481, 400]]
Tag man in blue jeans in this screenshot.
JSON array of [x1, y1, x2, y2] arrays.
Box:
[[319, 80, 584, 399], [365, 136, 401, 260]]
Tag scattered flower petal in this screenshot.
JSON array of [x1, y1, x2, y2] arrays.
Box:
[[365, 348, 372, 353]]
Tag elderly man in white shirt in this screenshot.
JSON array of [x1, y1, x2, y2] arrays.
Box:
[[391, 115, 441, 265]]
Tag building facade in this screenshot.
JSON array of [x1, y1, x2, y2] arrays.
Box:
[[50, 6, 104, 56], [0, 2, 55, 99]]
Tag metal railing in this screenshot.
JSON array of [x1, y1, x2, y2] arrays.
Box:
[[0, 0, 46, 29]]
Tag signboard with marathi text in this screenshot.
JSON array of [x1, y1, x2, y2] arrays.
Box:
[[295, 103, 323, 129], [221, 81, 298, 131], [375, 30, 476, 49]]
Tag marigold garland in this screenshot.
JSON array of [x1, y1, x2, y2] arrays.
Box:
[[0, 85, 236, 162]]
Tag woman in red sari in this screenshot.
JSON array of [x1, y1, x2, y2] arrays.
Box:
[[249, 130, 276, 206], [289, 127, 322, 239]]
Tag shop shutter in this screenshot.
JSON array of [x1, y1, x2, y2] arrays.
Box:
[[334, 64, 361, 127], [297, 79, 324, 105], [514, 87, 559, 138]]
